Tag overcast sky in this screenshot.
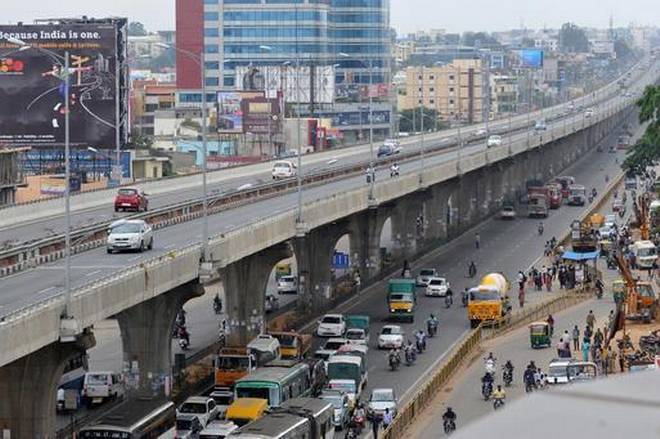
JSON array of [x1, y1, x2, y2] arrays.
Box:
[[3, 0, 659, 34]]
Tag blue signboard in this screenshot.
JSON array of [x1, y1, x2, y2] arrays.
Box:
[[520, 49, 544, 68], [332, 251, 350, 269]]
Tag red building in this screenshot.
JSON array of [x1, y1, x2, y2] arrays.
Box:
[[175, 0, 203, 89]]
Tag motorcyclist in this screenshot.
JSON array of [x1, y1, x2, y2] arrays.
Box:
[[445, 289, 453, 307], [404, 341, 416, 363], [523, 366, 536, 391], [503, 360, 514, 385], [592, 187, 598, 198], [595, 278, 604, 299], [492, 385, 506, 408], [442, 407, 457, 433], [388, 348, 400, 367], [390, 163, 400, 177], [179, 326, 190, 347], [481, 372, 494, 398], [416, 330, 427, 351], [538, 222, 544, 235], [462, 287, 469, 307], [213, 294, 223, 314], [427, 314, 439, 336], [468, 261, 477, 278]]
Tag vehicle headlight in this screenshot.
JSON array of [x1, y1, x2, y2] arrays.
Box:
[[407, 309, 412, 312], [390, 309, 396, 313]]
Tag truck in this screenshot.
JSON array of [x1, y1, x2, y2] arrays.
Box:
[[528, 193, 549, 217], [345, 314, 370, 343], [327, 355, 366, 397], [215, 348, 257, 389], [387, 279, 416, 323], [567, 184, 587, 206], [269, 332, 312, 360], [546, 183, 562, 209], [467, 273, 511, 328]]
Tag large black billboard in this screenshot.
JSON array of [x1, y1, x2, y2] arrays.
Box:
[[0, 22, 127, 147]]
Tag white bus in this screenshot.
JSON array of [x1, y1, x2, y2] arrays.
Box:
[[78, 399, 176, 439]]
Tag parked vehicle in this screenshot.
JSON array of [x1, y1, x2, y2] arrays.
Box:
[[247, 334, 281, 365], [78, 400, 175, 438], [114, 187, 148, 212], [528, 194, 549, 218], [106, 219, 153, 253], [632, 241, 658, 269], [534, 119, 547, 131], [546, 184, 562, 209], [567, 184, 587, 206]]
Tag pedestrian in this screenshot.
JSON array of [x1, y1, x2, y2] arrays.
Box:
[[572, 325, 580, 351], [594, 328, 604, 349], [582, 338, 591, 362], [584, 325, 592, 341], [519, 289, 525, 308], [371, 412, 382, 439], [608, 310, 615, 329], [586, 310, 595, 331], [544, 272, 552, 292], [475, 232, 480, 249], [601, 344, 610, 375], [546, 314, 555, 336], [382, 408, 393, 430], [618, 346, 625, 372]]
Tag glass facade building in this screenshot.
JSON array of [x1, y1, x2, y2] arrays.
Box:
[[191, 0, 393, 140]]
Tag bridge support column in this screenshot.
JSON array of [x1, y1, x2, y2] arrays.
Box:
[[221, 243, 292, 345], [348, 206, 391, 283], [391, 195, 424, 261], [0, 331, 95, 438], [293, 222, 348, 316], [425, 181, 456, 242], [116, 281, 203, 399]]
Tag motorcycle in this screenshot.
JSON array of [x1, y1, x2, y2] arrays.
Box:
[[443, 419, 456, 435], [389, 354, 400, 371], [427, 321, 438, 337], [462, 291, 469, 307], [179, 337, 190, 351], [493, 398, 505, 410], [213, 297, 223, 314], [538, 224, 544, 235], [444, 294, 453, 309], [482, 381, 493, 401], [503, 368, 513, 387], [416, 337, 426, 353], [347, 415, 365, 436], [405, 349, 416, 366], [484, 358, 496, 375]]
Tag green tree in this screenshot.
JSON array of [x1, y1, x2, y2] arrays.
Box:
[[623, 85, 660, 174], [613, 38, 635, 62], [399, 108, 446, 133], [559, 23, 589, 53], [128, 22, 148, 37]]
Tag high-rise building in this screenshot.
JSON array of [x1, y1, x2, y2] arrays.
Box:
[[175, 0, 393, 144]]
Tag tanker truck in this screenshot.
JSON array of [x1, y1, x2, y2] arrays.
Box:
[[467, 273, 512, 328]]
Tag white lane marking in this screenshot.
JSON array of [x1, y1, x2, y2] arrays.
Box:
[[85, 270, 102, 277], [37, 286, 56, 295], [164, 244, 176, 249], [127, 256, 142, 262]]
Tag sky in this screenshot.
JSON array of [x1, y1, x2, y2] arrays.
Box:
[[2, 0, 659, 34]]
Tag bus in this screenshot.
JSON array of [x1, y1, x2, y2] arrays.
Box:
[[231, 398, 333, 439], [77, 399, 176, 439], [234, 364, 311, 408], [57, 352, 88, 411]]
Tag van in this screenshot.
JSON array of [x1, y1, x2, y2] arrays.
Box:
[[81, 371, 124, 407], [225, 398, 268, 426], [632, 240, 658, 269], [247, 334, 281, 365]]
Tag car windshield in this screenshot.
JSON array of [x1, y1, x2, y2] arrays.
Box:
[[179, 402, 207, 414], [314, 352, 331, 360], [321, 394, 344, 408], [419, 269, 435, 276], [381, 327, 400, 335], [503, 206, 514, 211], [118, 189, 137, 196], [429, 279, 445, 286], [324, 341, 346, 350], [279, 276, 295, 283], [211, 394, 234, 405], [177, 419, 194, 431], [346, 330, 364, 340], [548, 365, 568, 377], [638, 247, 656, 257], [216, 356, 249, 370], [111, 223, 142, 234], [275, 162, 291, 169], [470, 291, 500, 301], [86, 374, 108, 385], [330, 382, 356, 393], [371, 390, 394, 402], [322, 316, 341, 324]]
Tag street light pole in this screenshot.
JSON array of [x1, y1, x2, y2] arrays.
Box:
[[419, 65, 425, 186], [63, 50, 72, 317]]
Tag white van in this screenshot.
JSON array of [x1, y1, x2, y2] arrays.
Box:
[[632, 241, 658, 269], [247, 334, 281, 365], [272, 161, 297, 179], [81, 371, 124, 407]]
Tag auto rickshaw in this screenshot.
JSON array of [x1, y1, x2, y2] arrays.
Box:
[[589, 213, 605, 228], [598, 240, 613, 259], [275, 262, 292, 279], [612, 279, 626, 304], [529, 321, 552, 348]]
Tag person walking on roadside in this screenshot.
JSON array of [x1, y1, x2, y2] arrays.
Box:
[[572, 325, 580, 351], [608, 310, 616, 330], [475, 232, 481, 249], [586, 310, 596, 332], [593, 328, 604, 350], [371, 412, 382, 439], [582, 338, 591, 362], [584, 325, 592, 342], [546, 314, 555, 336]]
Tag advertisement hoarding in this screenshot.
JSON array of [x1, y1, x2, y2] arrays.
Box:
[[216, 90, 264, 133], [519, 49, 544, 68], [235, 65, 335, 104], [0, 21, 128, 147], [241, 97, 281, 134]]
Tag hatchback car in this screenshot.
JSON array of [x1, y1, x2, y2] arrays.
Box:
[[345, 328, 368, 346], [416, 268, 438, 287], [177, 396, 219, 427], [377, 325, 404, 349], [367, 388, 398, 419], [500, 205, 517, 219], [276, 275, 298, 294], [114, 187, 148, 212], [486, 135, 503, 148], [106, 219, 153, 253], [272, 161, 297, 179], [317, 314, 346, 337], [175, 414, 203, 439], [377, 144, 394, 158], [425, 277, 450, 297]]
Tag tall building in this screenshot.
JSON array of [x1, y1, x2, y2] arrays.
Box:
[[175, 0, 393, 144], [401, 59, 485, 124]]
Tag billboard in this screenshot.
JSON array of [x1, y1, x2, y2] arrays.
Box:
[[241, 97, 281, 134], [216, 90, 264, 133], [519, 49, 544, 68], [235, 65, 335, 104], [0, 20, 128, 147]]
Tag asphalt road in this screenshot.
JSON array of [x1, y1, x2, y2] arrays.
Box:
[[0, 60, 648, 247], [56, 120, 634, 429]]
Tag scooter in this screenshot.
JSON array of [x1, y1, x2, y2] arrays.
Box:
[[405, 349, 416, 366], [444, 294, 453, 309], [482, 381, 493, 401], [493, 398, 505, 410], [503, 368, 513, 387], [443, 419, 456, 435], [416, 337, 426, 353], [427, 321, 438, 337], [389, 354, 400, 371]]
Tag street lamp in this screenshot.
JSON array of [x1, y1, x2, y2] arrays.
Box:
[[339, 52, 376, 201], [157, 43, 211, 265], [8, 37, 78, 339]]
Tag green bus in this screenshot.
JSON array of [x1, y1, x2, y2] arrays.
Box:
[[234, 363, 311, 408]]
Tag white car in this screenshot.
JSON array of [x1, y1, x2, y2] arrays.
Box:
[[534, 120, 547, 131], [367, 388, 398, 419], [317, 314, 346, 337], [604, 214, 617, 228], [474, 128, 488, 137], [177, 396, 219, 427], [500, 205, 516, 219], [272, 160, 297, 179], [377, 325, 404, 349], [425, 277, 450, 297], [175, 414, 204, 439], [106, 219, 153, 253], [276, 275, 298, 294], [585, 108, 594, 118], [383, 138, 402, 154], [199, 421, 238, 438], [321, 338, 350, 355], [416, 268, 438, 287], [486, 135, 503, 148], [345, 328, 368, 346]]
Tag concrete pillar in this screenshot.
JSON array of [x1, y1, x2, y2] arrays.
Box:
[[221, 243, 292, 346], [426, 181, 457, 242], [348, 206, 391, 282], [116, 281, 203, 398], [391, 195, 424, 261], [293, 222, 348, 315], [0, 331, 95, 438]]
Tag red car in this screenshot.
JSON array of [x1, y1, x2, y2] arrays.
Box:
[[114, 188, 148, 212]]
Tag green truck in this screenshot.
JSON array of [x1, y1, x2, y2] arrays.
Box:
[[387, 279, 416, 322]]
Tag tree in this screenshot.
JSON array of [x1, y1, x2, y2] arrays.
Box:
[[398, 108, 446, 133], [623, 85, 660, 174], [613, 39, 634, 62], [559, 23, 589, 53], [128, 22, 148, 37], [461, 32, 501, 49]]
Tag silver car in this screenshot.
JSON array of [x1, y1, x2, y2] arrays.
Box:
[[368, 388, 398, 419], [277, 275, 298, 294], [416, 268, 438, 287], [106, 219, 153, 253]]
